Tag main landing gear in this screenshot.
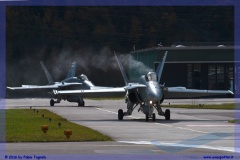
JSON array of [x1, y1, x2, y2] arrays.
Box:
[[118, 109, 170, 122], [164, 109, 170, 120], [49, 98, 85, 107], [50, 99, 60, 106], [50, 99, 54, 106], [78, 100, 85, 107], [118, 109, 124, 120]]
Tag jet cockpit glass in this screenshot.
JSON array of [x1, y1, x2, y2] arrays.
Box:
[[147, 72, 157, 81], [79, 74, 89, 81]]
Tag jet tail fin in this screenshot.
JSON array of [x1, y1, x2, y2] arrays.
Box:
[[40, 61, 55, 85], [66, 61, 76, 79], [156, 51, 168, 83], [114, 52, 129, 86]]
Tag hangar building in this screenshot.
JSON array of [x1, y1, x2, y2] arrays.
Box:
[[129, 45, 234, 96]]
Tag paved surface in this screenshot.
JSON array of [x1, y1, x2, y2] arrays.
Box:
[[2, 98, 240, 160]]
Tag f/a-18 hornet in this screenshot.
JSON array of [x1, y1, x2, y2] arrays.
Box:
[[7, 61, 113, 107], [53, 52, 233, 121]]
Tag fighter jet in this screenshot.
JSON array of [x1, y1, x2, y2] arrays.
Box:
[[7, 61, 112, 107], [53, 52, 233, 121]]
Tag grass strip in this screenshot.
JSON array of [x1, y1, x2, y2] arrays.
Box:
[[228, 119, 240, 123], [6, 109, 112, 142]]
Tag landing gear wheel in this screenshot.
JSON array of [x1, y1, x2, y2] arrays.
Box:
[[145, 113, 149, 122], [118, 109, 124, 120], [152, 113, 156, 122], [165, 109, 170, 120], [78, 101, 85, 107], [50, 99, 54, 106]]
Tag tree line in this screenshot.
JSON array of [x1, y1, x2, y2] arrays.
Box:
[[6, 6, 233, 60]]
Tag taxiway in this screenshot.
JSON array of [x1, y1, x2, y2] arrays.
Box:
[[2, 98, 240, 159]]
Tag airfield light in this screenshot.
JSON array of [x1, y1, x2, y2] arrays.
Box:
[[64, 130, 72, 139], [41, 125, 49, 133]]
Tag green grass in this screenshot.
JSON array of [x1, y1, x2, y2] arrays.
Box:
[[163, 103, 235, 110], [228, 120, 235, 123], [6, 109, 112, 142], [228, 119, 240, 123]]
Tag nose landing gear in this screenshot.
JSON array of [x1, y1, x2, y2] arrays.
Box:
[[145, 113, 156, 122]]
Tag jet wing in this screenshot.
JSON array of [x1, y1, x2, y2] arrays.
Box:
[[163, 87, 233, 98], [7, 82, 82, 90], [124, 83, 146, 90], [7, 85, 59, 90], [53, 87, 126, 98]]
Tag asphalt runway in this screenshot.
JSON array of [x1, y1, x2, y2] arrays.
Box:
[[2, 98, 240, 160]]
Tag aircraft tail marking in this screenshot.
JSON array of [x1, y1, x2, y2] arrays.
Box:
[[156, 51, 168, 83], [114, 52, 129, 86], [66, 61, 76, 79], [40, 61, 54, 85]]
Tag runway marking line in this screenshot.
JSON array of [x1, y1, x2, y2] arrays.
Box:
[[94, 107, 208, 134], [95, 107, 118, 115], [95, 107, 142, 119], [186, 124, 236, 127], [176, 127, 208, 134]]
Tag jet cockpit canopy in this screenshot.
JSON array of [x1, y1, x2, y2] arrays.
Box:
[[146, 72, 157, 81], [79, 74, 89, 81]]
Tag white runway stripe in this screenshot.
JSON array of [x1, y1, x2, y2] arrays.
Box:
[[186, 124, 237, 127]]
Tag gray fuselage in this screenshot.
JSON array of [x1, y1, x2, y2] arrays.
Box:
[[138, 72, 163, 104]]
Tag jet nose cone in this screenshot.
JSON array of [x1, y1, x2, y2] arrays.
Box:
[[149, 88, 163, 102]]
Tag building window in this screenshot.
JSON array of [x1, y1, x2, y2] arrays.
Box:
[[187, 64, 192, 88], [217, 65, 224, 89], [208, 64, 233, 91], [193, 64, 201, 89], [208, 65, 216, 89], [226, 65, 233, 92]]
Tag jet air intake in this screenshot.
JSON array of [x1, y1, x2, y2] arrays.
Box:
[[160, 94, 164, 104], [128, 92, 138, 103]]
